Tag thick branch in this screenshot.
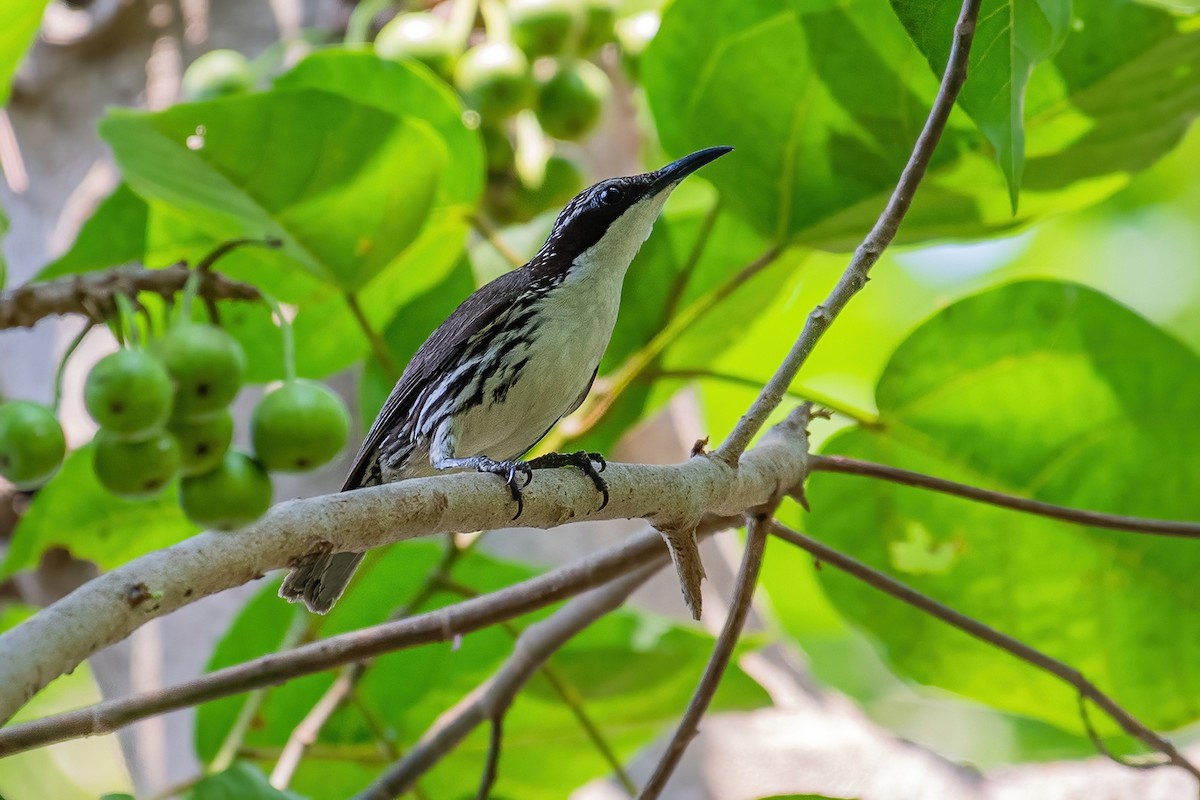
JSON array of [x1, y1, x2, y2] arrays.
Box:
[[0, 405, 810, 724], [0, 519, 742, 756], [769, 521, 1200, 782], [0, 263, 262, 329], [354, 564, 660, 799], [638, 513, 770, 798], [715, 0, 982, 462], [810, 455, 1200, 539]]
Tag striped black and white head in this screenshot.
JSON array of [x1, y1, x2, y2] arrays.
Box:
[[528, 146, 733, 284]]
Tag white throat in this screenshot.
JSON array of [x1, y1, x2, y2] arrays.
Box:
[[566, 191, 673, 290]]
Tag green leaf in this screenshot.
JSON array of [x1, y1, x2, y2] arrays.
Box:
[[0, 1, 49, 107], [2, 444, 198, 576], [99, 89, 447, 293], [273, 50, 484, 209], [807, 280, 1200, 734], [0, 661, 133, 799], [184, 762, 306, 800], [197, 543, 767, 798], [37, 184, 152, 279], [643, 0, 1199, 247], [891, 0, 1072, 209]]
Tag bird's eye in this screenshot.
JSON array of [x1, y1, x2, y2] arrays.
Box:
[[598, 186, 623, 206]]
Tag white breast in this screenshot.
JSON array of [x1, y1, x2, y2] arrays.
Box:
[[448, 191, 670, 461]]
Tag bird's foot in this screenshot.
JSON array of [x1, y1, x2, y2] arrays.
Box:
[[471, 457, 533, 520], [528, 450, 609, 511]]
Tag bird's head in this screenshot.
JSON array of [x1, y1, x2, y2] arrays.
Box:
[[530, 146, 733, 283]]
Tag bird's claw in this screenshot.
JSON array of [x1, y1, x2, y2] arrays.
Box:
[[528, 450, 610, 511], [476, 458, 532, 520]]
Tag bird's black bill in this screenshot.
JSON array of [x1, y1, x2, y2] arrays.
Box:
[[651, 146, 734, 192]]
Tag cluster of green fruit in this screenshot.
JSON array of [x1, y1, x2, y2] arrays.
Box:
[[0, 320, 351, 533], [373, 0, 654, 224]]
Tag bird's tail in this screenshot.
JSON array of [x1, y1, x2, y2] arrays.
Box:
[[279, 550, 366, 615]]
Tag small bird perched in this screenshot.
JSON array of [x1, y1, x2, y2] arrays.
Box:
[[281, 146, 733, 614]]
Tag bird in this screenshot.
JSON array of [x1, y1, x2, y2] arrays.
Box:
[[280, 146, 733, 614]]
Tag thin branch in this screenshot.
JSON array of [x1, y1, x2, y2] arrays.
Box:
[[354, 564, 661, 800], [648, 368, 880, 429], [477, 717, 503, 800], [811, 454, 1200, 538], [638, 513, 770, 798], [0, 519, 740, 755], [439, 577, 638, 796], [345, 291, 401, 379], [0, 263, 261, 329], [769, 521, 1200, 781], [270, 538, 466, 789], [0, 405, 808, 723], [469, 213, 526, 269], [715, 0, 982, 463]]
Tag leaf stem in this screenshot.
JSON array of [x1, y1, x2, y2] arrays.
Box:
[[259, 292, 297, 384], [809, 454, 1200, 538], [345, 292, 400, 380], [52, 322, 94, 414]]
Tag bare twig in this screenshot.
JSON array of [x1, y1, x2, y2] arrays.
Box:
[[270, 539, 466, 789], [477, 717, 503, 800], [438, 578, 638, 796], [638, 513, 770, 798], [354, 565, 661, 800], [810, 454, 1200, 538], [715, 0, 982, 463], [0, 263, 261, 329], [769, 521, 1200, 781], [0, 519, 741, 755]]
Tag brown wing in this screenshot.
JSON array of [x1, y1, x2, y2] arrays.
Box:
[[342, 268, 532, 490]]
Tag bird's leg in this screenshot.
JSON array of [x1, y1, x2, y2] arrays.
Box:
[[527, 451, 609, 510], [434, 455, 533, 520]]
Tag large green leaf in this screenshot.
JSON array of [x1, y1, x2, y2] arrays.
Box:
[[196, 542, 767, 798], [891, 0, 1072, 209], [2, 444, 198, 577], [100, 89, 446, 293], [806, 280, 1200, 734], [273, 50, 484, 210], [0, 1, 49, 107], [643, 0, 1199, 248]]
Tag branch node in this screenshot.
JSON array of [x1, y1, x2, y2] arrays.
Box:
[[655, 525, 706, 620]]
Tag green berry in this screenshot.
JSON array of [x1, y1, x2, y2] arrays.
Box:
[[170, 410, 234, 477], [181, 50, 255, 101], [180, 450, 272, 531], [510, 0, 582, 57], [0, 401, 65, 490], [536, 59, 610, 141], [158, 324, 246, 421], [93, 430, 181, 500], [375, 12, 458, 78], [251, 380, 350, 473], [455, 42, 534, 119], [84, 350, 174, 438], [578, 0, 616, 53]]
